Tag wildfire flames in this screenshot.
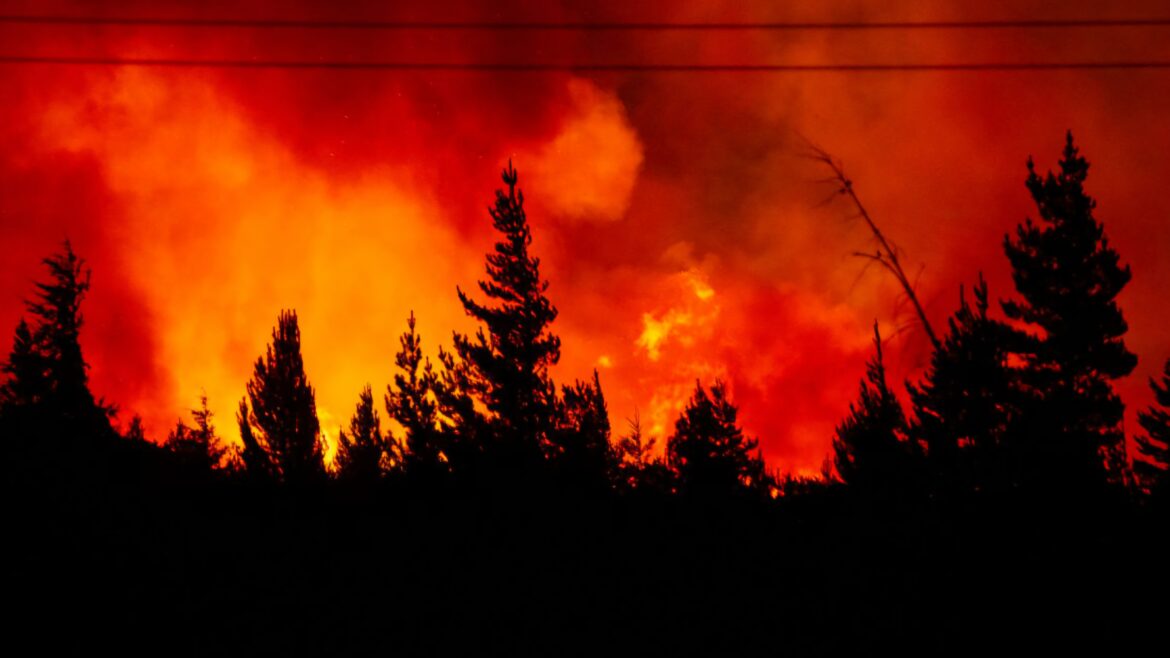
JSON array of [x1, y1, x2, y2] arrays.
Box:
[[2, 1, 1168, 474]]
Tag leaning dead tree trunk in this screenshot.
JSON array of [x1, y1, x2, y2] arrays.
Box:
[[807, 143, 941, 351]]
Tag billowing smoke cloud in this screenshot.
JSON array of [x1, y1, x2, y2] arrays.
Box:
[[1, 0, 1167, 473], [525, 78, 644, 222]]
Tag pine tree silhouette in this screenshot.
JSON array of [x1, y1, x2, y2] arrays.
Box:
[[833, 323, 919, 496], [666, 380, 769, 497], [549, 370, 616, 489], [0, 241, 113, 440], [1002, 132, 1137, 493], [237, 310, 325, 485], [387, 312, 444, 476], [908, 276, 1020, 496], [1135, 358, 1170, 496], [166, 394, 226, 473], [450, 161, 561, 469], [336, 385, 389, 482]]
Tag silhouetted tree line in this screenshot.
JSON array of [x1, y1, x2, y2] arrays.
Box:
[[3, 138, 1170, 508], [8, 135, 1170, 654], [832, 133, 1170, 505]]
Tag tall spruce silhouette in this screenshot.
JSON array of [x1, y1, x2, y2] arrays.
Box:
[[833, 323, 919, 495], [237, 310, 325, 484], [0, 241, 113, 440], [387, 312, 445, 476], [166, 394, 226, 473], [908, 276, 1019, 495], [450, 161, 561, 467], [1135, 358, 1170, 496], [1002, 132, 1137, 492], [336, 385, 389, 482], [666, 380, 769, 497]]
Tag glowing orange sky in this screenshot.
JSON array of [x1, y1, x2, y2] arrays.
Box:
[[1, 1, 1168, 474]]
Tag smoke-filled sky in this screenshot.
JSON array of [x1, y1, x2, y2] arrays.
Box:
[[1, 0, 1168, 474]]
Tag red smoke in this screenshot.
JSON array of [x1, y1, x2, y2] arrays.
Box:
[[1, 1, 1168, 474]]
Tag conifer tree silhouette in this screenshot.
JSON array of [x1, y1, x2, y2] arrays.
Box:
[[615, 412, 672, 492], [1002, 132, 1137, 492], [450, 162, 561, 468], [237, 310, 324, 484], [615, 411, 651, 473], [236, 397, 273, 480], [0, 320, 49, 414], [549, 371, 616, 489], [1135, 358, 1170, 496], [166, 394, 226, 472], [666, 380, 769, 497], [908, 276, 1019, 495], [433, 346, 486, 475], [336, 385, 389, 482], [0, 241, 113, 440], [124, 415, 147, 443], [387, 312, 445, 476], [833, 323, 919, 495]]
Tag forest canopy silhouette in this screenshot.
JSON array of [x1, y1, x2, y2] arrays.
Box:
[[3, 134, 1170, 652], [5, 133, 1164, 499]]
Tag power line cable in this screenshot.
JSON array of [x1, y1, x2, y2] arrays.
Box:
[[1, 56, 1168, 71], [2, 15, 1170, 31]]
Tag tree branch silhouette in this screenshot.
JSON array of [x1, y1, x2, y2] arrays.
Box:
[[806, 142, 941, 350]]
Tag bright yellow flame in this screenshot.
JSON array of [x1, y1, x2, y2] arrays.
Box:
[[637, 309, 692, 362], [39, 70, 483, 459], [684, 268, 715, 301]]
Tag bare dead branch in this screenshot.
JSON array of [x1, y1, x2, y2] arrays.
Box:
[[803, 137, 941, 350]]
